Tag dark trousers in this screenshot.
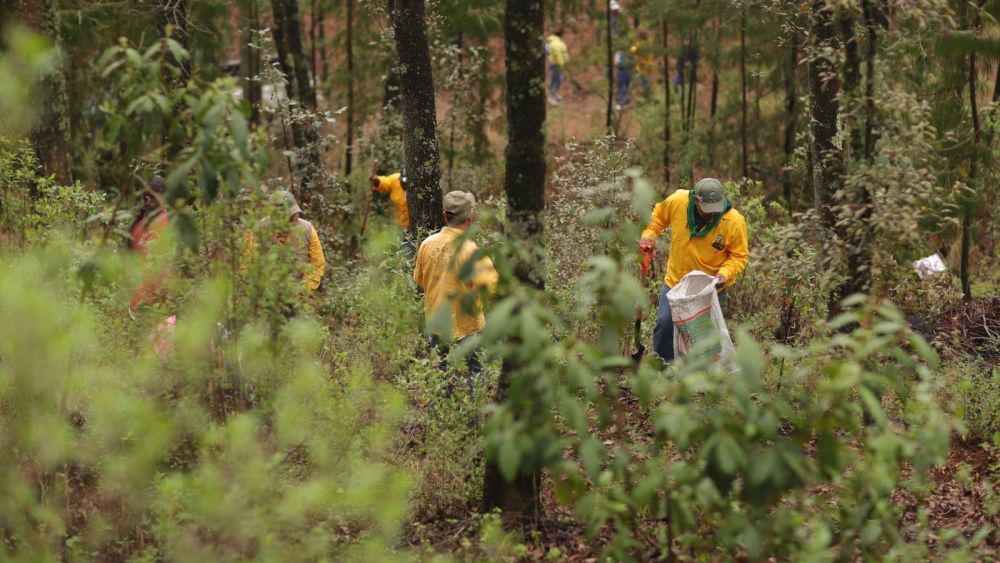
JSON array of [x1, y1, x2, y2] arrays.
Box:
[[429, 334, 483, 399], [652, 284, 726, 363]]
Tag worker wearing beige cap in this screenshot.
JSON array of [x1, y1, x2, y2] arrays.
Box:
[[639, 178, 749, 362], [413, 191, 499, 388]]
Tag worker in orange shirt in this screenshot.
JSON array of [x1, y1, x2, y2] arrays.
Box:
[[370, 167, 415, 255]]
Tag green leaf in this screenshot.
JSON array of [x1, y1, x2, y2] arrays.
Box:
[[498, 438, 521, 482], [579, 437, 605, 481]]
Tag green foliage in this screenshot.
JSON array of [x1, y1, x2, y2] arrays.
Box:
[[0, 26, 59, 137], [482, 176, 957, 560], [0, 243, 412, 561]]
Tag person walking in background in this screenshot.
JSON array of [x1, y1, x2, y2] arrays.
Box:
[[370, 169, 410, 231], [129, 175, 170, 317], [254, 190, 326, 294], [413, 191, 498, 398], [370, 168, 416, 255], [615, 50, 634, 110], [639, 179, 750, 363], [631, 31, 653, 99], [546, 28, 569, 106]]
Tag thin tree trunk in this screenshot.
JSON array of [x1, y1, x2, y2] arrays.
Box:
[[18, 0, 72, 183], [272, 0, 322, 191], [808, 0, 845, 314], [310, 0, 318, 107], [862, 0, 879, 161], [447, 32, 464, 189], [483, 0, 546, 523], [661, 18, 671, 185], [345, 0, 354, 176], [962, 20, 981, 301], [606, 0, 614, 130], [240, 0, 262, 126], [393, 0, 443, 235], [157, 0, 191, 160], [708, 15, 720, 166], [782, 32, 798, 207], [740, 3, 748, 178], [319, 1, 328, 82]]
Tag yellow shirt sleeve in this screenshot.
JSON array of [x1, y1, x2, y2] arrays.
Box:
[[413, 241, 426, 289], [305, 227, 325, 291], [472, 255, 499, 294], [717, 216, 749, 284], [642, 196, 674, 239]]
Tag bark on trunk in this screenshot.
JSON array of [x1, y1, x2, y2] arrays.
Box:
[[393, 0, 444, 235], [661, 18, 671, 185], [345, 0, 354, 176], [240, 0, 263, 126], [740, 3, 748, 178], [272, 0, 322, 192], [782, 32, 798, 208], [16, 0, 72, 183], [483, 0, 546, 522], [808, 0, 845, 315], [606, 0, 614, 130]]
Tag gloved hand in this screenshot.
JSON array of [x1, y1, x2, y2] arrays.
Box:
[[639, 237, 655, 252]]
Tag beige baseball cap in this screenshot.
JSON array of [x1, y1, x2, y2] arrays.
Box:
[[443, 191, 476, 221], [272, 190, 302, 217], [693, 178, 727, 214]]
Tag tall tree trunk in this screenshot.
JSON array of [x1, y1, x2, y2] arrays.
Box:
[[962, 5, 982, 302], [740, 3, 748, 178], [309, 0, 318, 107], [483, 0, 546, 521], [272, 0, 322, 192], [782, 32, 798, 208], [318, 1, 328, 82], [808, 0, 845, 314], [993, 60, 1000, 103], [685, 33, 698, 132], [833, 2, 874, 305], [393, 0, 443, 235], [240, 0, 263, 127], [16, 0, 72, 183], [447, 32, 464, 189], [344, 0, 354, 176], [606, 0, 614, 130], [707, 15, 720, 166], [661, 18, 671, 185]]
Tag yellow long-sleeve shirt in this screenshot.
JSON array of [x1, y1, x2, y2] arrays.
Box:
[[245, 217, 325, 292], [373, 173, 410, 230], [546, 35, 569, 67], [413, 226, 499, 340], [642, 190, 749, 289]]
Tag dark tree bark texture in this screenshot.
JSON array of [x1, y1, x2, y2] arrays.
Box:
[[14, 0, 72, 183], [482, 0, 546, 523], [240, 0, 262, 126], [808, 0, 846, 315], [782, 32, 798, 208], [393, 0, 444, 235], [272, 0, 322, 192], [345, 0, 354, 176]]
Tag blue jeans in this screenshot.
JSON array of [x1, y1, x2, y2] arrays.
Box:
[[549, 63, 563, 96], [652, 284, 726, 363], [617, 68, 632, 106]]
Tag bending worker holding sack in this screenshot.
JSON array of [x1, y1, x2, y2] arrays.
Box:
[[639, 178, 749, 362]]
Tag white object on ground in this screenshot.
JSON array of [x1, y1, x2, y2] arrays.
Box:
[[913, 254, 946, 278], [667, 270, 734, 363]]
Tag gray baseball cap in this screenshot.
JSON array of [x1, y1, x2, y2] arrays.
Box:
[[693, 178, 727, 214], [443, 191, 476, 221], [272, 190, 302, 217]]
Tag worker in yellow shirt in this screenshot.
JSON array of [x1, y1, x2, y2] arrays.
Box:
[[369, 170, 410, 230], [545, 28, 569, 106], [639, 178, 749, 362], [370, 168, 416, 255], [265, 190, 326, 293], [630, 31, 654, 98], [413, 191, 498, 391]]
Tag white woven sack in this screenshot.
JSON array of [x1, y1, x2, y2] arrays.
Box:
[[667, 270, 735, 363]]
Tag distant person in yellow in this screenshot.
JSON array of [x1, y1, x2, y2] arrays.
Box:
[[252, 190, 326, 293], [413, 191, 498, 384], [370, 170, 410, 230], [630, 31, 654, 98], [370, 168, 416, 255], [545, 28, 569, 106], [639, 178, 749, 362]]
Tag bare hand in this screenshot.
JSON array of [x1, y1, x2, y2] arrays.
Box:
[[715, 273, 727, 287], [369, 175, 380, 188]]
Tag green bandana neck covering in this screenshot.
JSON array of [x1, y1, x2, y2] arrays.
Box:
[[687, 189, 731, 237]]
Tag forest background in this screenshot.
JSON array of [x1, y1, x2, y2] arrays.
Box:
[[1, 0, 1000, 560]]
